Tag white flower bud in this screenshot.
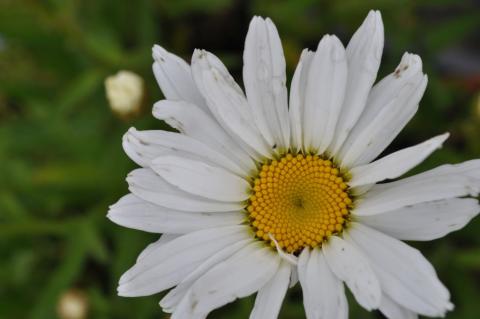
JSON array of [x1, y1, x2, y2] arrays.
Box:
[[105, 70, 144, 117], [57, 289, 88, 319]]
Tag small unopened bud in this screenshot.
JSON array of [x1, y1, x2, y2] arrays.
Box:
[[57, 289, 88, 319], [105, 70, 144, 118]]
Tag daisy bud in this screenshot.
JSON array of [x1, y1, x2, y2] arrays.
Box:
[[105, 70, 144, 118], [57, 289, 88, 319]]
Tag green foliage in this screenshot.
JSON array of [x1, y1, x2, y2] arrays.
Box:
[[1, 0, 479, 318]]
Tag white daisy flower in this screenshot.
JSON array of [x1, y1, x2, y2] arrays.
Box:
[[108, 10, 480, 319]]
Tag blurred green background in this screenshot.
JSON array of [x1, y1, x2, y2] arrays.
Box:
[[1, 0, 480, 318]]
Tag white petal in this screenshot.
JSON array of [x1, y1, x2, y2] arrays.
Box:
[[137, 234, 179, 262], [323, 235, 381, 310], [303, 35, 348, 154], [152, 99, 255, 172], [269, 233, 298, 265], [354, 160, 480, 216], [117, 225, 249, 297], [349, 133, 449, 187], [406, 158, 480, 180], [127, 168, 244, 212], [161, 239, 252, 313], [123, 127, 249, 177], [298, 248, 348, 319], [249, 260, 291, 319], [171, 290, 206, 319], [151, 155, 250, 202], [182, 242, 281, 317], [108, 194, 244, 234], [191, 49, 271, 159], [330, 10, 384, 154], [243, 16, 290, 151], [289, 266, 299, 288], [339, 53, 427, 167], [380, 295, 418, 319], [357, 198, 480, 240], [152, 45, 206, 110], [289, 49, 314, 152], [347, 223, 453, 317]]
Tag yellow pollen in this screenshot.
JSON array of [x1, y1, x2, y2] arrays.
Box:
[[247, 153, 352, 254]]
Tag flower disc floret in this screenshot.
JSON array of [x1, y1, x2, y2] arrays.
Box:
[[247, 153, 352, 253]]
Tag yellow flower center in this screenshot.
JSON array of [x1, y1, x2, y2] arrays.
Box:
[[246, 153, 352, 254]]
